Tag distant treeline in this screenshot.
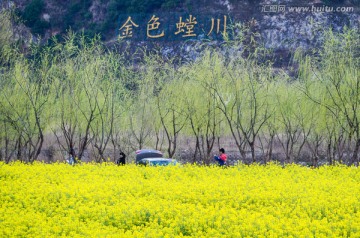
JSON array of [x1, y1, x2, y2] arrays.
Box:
[[0, 10, 359, 165]]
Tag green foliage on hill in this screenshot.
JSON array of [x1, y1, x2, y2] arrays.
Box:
[[18, 0, 182, 39], [0, 10, 13, 66], [21, 0, 49, 35], [22, 0, 44, 25], [14, 0, 359, 41], [62, 0, 93, 30]]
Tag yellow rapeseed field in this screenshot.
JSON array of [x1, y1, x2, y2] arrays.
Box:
[[0, 162, 359, 237]]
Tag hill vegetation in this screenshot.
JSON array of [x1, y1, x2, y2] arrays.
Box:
[[15, 0, 185, 37]]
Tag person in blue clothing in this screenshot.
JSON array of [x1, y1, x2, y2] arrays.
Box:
[[67, 148, 76, 165]]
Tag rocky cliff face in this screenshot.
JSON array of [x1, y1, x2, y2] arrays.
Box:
[[2, 0, 359, 65]]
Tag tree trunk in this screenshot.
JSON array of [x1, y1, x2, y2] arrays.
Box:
[[351, 138, 360, 166], [249, 141, 255, 163]]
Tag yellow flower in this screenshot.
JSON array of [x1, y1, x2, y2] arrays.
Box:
[[0, 162, 359, 237]]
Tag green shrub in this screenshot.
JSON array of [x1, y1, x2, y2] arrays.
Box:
[[32, 20, 50, 35], [22, 0, 45, 26], [21, 0, 50, 35]]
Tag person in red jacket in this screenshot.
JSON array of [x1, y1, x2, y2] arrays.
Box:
[[214, 148, 227, 166]]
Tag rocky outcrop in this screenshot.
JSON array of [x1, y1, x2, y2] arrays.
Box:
[[1, 0, 359, 64]]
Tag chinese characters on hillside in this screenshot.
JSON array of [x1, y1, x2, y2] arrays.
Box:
[[118, 17, 139, 39], [118, 13, 229, 41]]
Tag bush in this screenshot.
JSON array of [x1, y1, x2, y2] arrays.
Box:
[[21, 0, 49, 35], [32, 20, 50, 35], [22, 0, 45, 26]]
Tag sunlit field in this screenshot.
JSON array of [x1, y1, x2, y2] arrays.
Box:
[[0, 163, 359, 237]]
